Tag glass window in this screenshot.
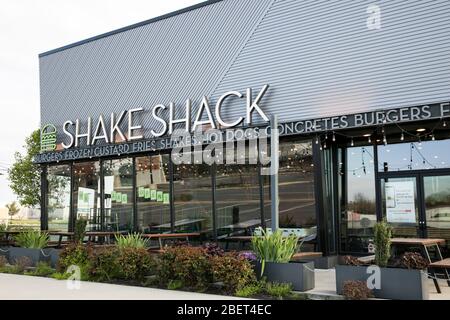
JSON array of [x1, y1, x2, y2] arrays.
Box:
[[278, 140, 316, 231], [340, 146, 376, 253], [173, 153, 213, 238], [378, 140, 450, 172], [46, 165, 71, 231], [136, 155, 171, 233], [216, 159, 262, 239], [103, 158, 134, 232], [73, 161, 101, 231]]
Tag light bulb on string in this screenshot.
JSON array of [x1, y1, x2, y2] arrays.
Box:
[[431, 134, 435, 141], [400, 132, 405, 141], [350, 138, 354, 147], [383, 135, 387, 146], [315, 135, 319, 144], [443, 120, 447, 127], [368, 135, 371, 143], [332, 132, 336, 142]]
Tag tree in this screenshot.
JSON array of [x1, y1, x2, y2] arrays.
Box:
[[5, 201, 20, 221], [8, 129, 41, 207]]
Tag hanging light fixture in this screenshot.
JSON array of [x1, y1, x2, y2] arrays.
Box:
[[431, 134, 436, 141], [332, 132, 336, 142], [400, 132, 405, 141], [443, 120, 447, 127], [315, 135, 319, 144], [350, 138, 354, 147], [383, 134, 387, 145], [368, 136, 372, 143]]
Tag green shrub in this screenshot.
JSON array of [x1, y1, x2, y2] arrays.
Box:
[[51, 272, 71, 280], [26, 262, 55, 277], [115, 247, 154, 281], [57, 243, 93, 280], [74, 219, 87, 243], [374, 220, 392, 267], [14, 230, 49, 249], [89, 247, 121, 282], [211, 252, 256, 293], [167, 279, 184, 290], [235, 284, 263, 298], [157, 246, 212, 290], [0, 265, 21, 274], [252, 229, 298, 276], [115, 233, 149, 249], [265, 282, 293, 299]]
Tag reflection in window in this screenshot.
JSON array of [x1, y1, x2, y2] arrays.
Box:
[[278, 140, 316, 230], [136, 155, 170, 233], [103, 158, 134, 232], [424, 175, 450, 254], [341, 146, 376, 253], [378, 140, 450, 172], [47, 165, 71, 231], [216, 159, 262, 239], [173, 155, 213, 238], [73, 161, 100, 231]]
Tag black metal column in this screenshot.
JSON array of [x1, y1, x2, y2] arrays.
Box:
[[312, 141, 326, 254], [211, 161, 217, 241], [169, 155, 175, 233], [40, 165, 48, 231], [132, 157, 138, 232]]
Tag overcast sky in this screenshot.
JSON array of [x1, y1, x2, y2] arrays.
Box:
[[0, 0, 202, 207]]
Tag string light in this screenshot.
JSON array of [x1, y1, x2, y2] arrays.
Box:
[[332, 132, 336, 142], [315, 135, 319, 144], [350, 138, 354, 147], [383, 134, 387, 146], [431, 134, 435, 141], [400, 132, 405, 141], [368, 135, 371, 143]]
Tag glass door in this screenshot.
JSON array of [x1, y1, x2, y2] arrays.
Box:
[[423, 174, 450, 253], [380, 176, 424, 238]]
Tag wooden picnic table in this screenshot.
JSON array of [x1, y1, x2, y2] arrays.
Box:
[[391, 237, 449, 293], [142, 232, 201, 250], [0, 230, 23, 245], [47, 231, 74, 248], [85, 231, 128, 244]]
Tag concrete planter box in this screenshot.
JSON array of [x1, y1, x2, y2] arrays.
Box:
[[43, 248, 61, 268], [254, 261, 315, 292], [335, 265, 429, 300], [0, 247, 9, 260], [8, 247, 49, 266]]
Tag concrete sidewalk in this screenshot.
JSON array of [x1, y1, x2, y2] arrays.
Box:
[[0, 274, 246, 300]]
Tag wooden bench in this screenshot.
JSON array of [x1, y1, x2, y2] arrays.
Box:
[[429, 258, 450, 293], [291, 252, 322, 261]]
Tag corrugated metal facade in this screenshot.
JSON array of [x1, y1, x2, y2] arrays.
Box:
[[40, 0, 450, 142]]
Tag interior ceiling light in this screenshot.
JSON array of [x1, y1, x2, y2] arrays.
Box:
[[416, 128, 426, 132], [363, 133, 371, 137]]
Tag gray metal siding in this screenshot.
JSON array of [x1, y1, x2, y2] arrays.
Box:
[[211, 0, 450, 124], [40, 0, 450, 141], [39, 0, 273, 143]]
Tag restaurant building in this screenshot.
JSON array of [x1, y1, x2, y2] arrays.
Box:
[[35, 0, 450, 257]]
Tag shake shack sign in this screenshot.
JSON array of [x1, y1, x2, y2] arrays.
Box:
[[35, 102, 450, 164]]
